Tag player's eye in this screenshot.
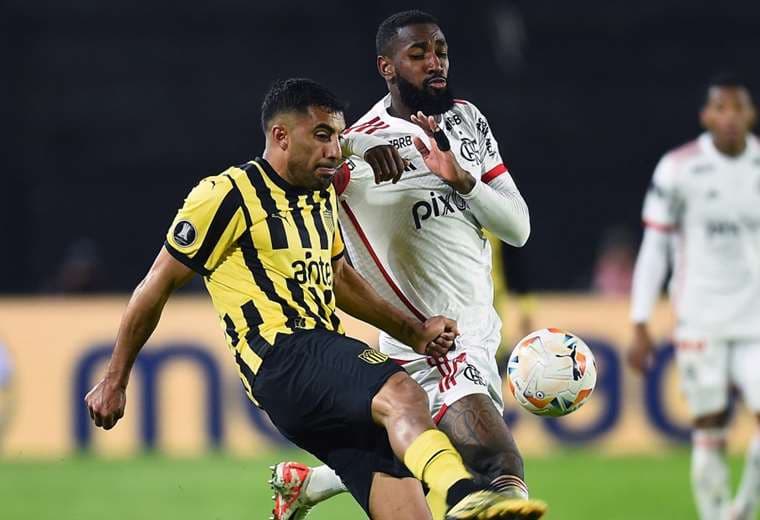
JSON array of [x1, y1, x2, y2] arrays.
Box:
[[438, 51, 448, 58], [315, 132, 330, 141], [410, 54, 425, 60]]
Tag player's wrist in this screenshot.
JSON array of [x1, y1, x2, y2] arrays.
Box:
[[450, 174, 475, 194], [103, 366, 130, 390], [401, 319, 427, 353]]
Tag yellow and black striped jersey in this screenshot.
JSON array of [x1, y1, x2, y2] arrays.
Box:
[[165, 157, 344, 402]]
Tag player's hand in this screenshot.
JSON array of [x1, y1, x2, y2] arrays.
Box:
[[363, 144, 409, 184], [410, 111, 475, 194], [628, 323, 655, 374], [411, 315, 459, 359], [84, 378, 126, 430]]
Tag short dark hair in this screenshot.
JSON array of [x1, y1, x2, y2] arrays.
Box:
[[705, 72, 752, 102], [376, 10, 439, 56], [260, 78, 346, 132]]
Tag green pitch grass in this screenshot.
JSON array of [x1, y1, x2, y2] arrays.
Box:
[[0, 450, 755, 519]]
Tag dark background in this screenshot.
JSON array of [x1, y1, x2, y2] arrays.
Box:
[[5, 0, 759, 293]]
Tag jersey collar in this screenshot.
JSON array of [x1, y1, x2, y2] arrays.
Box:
[[700, 132, 759, 163], [253, 157, 327, 196]]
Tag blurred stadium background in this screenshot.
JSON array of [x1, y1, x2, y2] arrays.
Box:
[[3, 0, 760, 518]]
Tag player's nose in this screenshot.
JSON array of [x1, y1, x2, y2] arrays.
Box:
[[427, 53, 443, 73], [324, 136, 341, 161]]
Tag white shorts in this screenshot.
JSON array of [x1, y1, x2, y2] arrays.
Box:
[[674, 335, 760, 418], [391, 333, 504, 424]]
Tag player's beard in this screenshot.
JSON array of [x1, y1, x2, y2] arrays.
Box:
[[397, 74, 455, 116]]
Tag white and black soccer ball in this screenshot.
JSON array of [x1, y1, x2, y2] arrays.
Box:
[[507, 328, 597, 417]]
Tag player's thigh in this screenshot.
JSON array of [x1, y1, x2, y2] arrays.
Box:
[[253, 329, 404, 433], [368, 472, 431, 520], [730, 337, 760, 414], [674, 336, 731, 419]]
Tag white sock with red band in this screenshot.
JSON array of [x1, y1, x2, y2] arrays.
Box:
[[691, 428, 730, 520], [304, 465, 347, 504]]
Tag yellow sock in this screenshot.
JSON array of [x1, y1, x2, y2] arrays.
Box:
[[426, 489, 448, 520], [403, 429, 473, 501]]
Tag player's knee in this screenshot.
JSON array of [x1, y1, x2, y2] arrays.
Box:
[[375, 372, 429, 418], [694, 410, 730, 429]]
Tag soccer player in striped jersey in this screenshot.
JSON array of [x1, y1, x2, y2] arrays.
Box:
[[84, 78, 541, 520], [272, 10, 546, 520], [630, 74, 760, 520]]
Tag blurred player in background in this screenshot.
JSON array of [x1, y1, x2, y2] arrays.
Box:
[[84, 78, 542, 520], [0, 340, 13, 451], [629, 74, 760, 520], [272, 10, 545, 520]]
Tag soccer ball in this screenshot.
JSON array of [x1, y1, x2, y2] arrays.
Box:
[[507, 328, 597, 417]]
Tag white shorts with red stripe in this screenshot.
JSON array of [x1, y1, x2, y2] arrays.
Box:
[[674, 332, 760, 418], [390, 329, 504, 423]]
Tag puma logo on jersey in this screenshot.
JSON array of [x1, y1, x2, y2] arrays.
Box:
[[412, 190, 469, 229]]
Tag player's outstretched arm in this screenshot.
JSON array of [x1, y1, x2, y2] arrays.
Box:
[[331, 255, 457, 358], [410, 111, 530, 246], [84, 247, 194, 430]]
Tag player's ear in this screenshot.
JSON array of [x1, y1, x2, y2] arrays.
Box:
[[271, 124, 289, 151], [377, 55, 395, 82]]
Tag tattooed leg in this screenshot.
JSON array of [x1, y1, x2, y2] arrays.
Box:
[[438, 394, 526, 493]]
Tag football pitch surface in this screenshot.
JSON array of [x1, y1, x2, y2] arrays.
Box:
[[1, 450, 756, 519]]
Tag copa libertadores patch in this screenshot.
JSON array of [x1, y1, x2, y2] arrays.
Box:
[[173, 220, 197, 247]]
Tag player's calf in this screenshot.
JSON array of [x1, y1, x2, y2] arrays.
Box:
[[439, 394, 527, 495]]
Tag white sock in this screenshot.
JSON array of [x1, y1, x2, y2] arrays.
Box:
[[490, 475, 529, 499], [304, 465, 347, 504], [691, 428, 731, 520], [733, 434, 760, 520]]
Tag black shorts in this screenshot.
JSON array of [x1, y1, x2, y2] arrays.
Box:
[[252, 328, 413, 513]]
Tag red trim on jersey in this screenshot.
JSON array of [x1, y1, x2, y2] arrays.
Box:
[[344, 116, 380, 135], [344, 116, 390, 135], [433, 404, 449, 424], [340, 200, 427, 322], [453, 99, 469, 105], [482, 163, 508, 183], [643, 219, 677, 233], [333, 163, 351, 196]]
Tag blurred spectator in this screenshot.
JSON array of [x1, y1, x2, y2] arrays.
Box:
[[591, 227, 636, 296], [0, 340, 13, 451], [45, 237, 105, 293]]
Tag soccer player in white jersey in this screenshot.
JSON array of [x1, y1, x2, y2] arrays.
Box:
[[271, 10, 546, 520], [629, 74, 760, 520]]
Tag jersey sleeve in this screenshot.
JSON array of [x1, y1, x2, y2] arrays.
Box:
[[641, 154, 682, 231], [165, 173, 247, 276], [470, 105, 508, 183], [334, 157, 374, 198]]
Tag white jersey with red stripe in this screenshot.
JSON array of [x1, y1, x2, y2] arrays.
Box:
[[641, 132, 760, 337], [338, 94, 518, 361]]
